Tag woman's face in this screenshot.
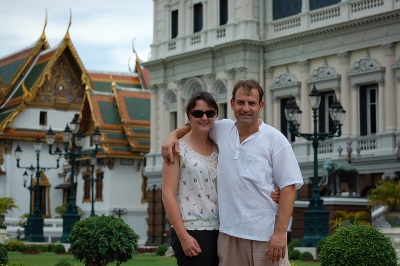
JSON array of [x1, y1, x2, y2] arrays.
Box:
[[189, 100, 217, 133]]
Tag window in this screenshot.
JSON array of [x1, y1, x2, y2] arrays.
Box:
[[318, 91, 335, 133], [169, 111, 177, 131], [193, 3, 203, 33], [360, 84, 378, 136], [220, 0, 228, 25], [171, 10, 179, 39], [218, 103, 227, 119], [83, 176, 90, 202], [310, 0, 340, 11], [39, 111, 47, 126], [280, 98, 295, 142], [95, 173, 103, 202], [273, 0, 302, 20]]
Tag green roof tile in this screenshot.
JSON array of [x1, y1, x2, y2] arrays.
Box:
[[125, 97, 150, 120], [0, 57, 25, 85], [98, 101, 120, 125], [106, 133, 126, 140]]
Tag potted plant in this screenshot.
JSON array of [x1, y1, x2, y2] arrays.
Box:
[[0, 197, 19, 226], [368, 180, 400, 227]]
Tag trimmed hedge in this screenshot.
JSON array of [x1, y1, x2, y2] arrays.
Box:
[[0, 244, 8, 265], [319, 224, 397, 266], [156, 245, 168, 256], [300, 251, 313, 261]]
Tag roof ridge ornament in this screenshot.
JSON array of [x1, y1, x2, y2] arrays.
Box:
[[40, 9, 48, 41], [64, 8, 72, 40]]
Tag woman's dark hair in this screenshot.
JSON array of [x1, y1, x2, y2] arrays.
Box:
[[186, 92, 219, 119]]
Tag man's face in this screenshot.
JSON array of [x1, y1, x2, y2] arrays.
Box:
[[230, 87, 264, 126]]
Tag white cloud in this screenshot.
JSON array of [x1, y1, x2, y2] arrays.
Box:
[[0, 0, 153, 72]]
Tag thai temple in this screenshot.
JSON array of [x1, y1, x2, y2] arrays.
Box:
[[0, 15, 151, 245]]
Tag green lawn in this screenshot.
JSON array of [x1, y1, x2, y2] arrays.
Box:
[[7, 252, 321, 266]]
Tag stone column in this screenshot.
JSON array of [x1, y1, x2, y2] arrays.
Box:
[[149, 85, 158, 152], [202, 0, 208, 30], [377, 79, 385, 133], [152, 0, 158, 42], [178, 0, 186, 37], [158, 83, 167, 143], [382, 43, 397, 131], [337, 52, 352, 136], [163, 4, 168, 39], [175, 80, 185, 128], [273, 97, 280, 129], [228, 0, 236, 23], [204, 73, 215, 93], [187, 2, 193, 34], [397, 76, 400, 131], [298, 60, 311, 133], [351, 84, 359, 135], [264, 67, 274, 125], [302, 0, 310, 12], [225, 68, 236, 120]]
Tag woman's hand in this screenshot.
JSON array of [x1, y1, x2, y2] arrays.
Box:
[[180, 234, 202, 257]]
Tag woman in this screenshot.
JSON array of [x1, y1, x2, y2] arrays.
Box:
[[162, 92, 220, 266]]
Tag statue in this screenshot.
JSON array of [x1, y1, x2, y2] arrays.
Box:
[[319, 160, 360, 197]]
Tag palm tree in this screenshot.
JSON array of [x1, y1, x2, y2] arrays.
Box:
[[0, 197, 19, 225]]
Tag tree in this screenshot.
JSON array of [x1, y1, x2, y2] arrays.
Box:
[[0, 197, 19, 216], [68, 215, 139, 266]]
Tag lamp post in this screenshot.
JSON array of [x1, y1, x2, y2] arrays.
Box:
[[45, 116, 101, 243], [337, 139, 361, 164], [113, 208, 127, 218], [285, 85, 345, 247], [14, 136, 61, 242], [21, 167, 34, 239], [81, 157, 105, 217]]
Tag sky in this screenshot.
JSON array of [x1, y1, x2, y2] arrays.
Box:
[[0, 0, 154, 73]]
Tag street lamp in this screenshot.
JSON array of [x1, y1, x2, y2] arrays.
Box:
[[113, 208, 127, 218], [337, 139, 361, 164], [14, 136, 61, 242], [21, 167, 34, 239], [81, 157, 105, 217], [285, 85, 345, 247], [45, 116, 101, 243]]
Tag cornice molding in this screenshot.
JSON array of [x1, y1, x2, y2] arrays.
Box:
[[264, 10, 400, 47]]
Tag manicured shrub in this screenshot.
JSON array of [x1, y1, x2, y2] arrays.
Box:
[[3, 240, 24, 252], [316, 238, 326, 254], [54, 261, 74, 266], [50, 244, 66, 254], [68, 214, 139, 266], [0, 244, 8, 265], [7, 263, 27, 266], [319, 224, 397, 266], [288, 240, 302, 252], [300, 251, 313, 261], [288, 249, 301, 260], [156, 245, 168, 256]]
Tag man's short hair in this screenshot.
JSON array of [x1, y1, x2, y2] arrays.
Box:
[[232, 80, 264, 103]]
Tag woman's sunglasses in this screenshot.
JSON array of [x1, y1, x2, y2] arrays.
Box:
[[190, 110, 216, 118]]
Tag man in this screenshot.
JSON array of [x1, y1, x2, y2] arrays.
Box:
[[162, 79, 303, 265]]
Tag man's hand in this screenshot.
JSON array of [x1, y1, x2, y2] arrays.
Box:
[[266, 232, 287, 263], [270, 187, 281, 204], [162, 136, 179, 164]]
